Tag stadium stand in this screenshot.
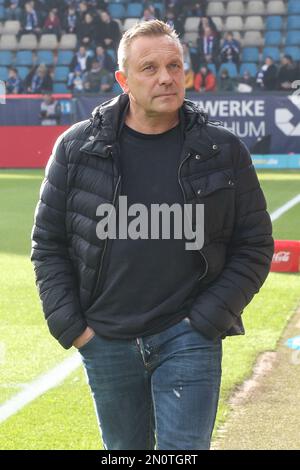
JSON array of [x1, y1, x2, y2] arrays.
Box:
[[0, 0, 298, 94]]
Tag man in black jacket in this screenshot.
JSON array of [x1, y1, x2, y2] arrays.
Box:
[[31, 20, 274, 450]]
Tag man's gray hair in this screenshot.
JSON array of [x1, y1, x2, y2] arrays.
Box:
[[117, 19, 183, 73]]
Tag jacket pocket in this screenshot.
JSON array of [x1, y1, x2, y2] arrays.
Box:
[[189, 169, 236, 238]]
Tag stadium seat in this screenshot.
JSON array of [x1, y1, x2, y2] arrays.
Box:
[[123, 18, 139, 32], [183, 32, 198, 45], [54, 66, 69, 82], [18, 34, 38, 50], [265, 16, 283, 30], [0, 50, 13, 66], [224, 16, 244, 32], [184, 17, 200, 33], [219, 62, 238, 78], [243, 31, 264, 47], [286, 31, 300, 46], [57, 50, 74, 66], [207, 63, 217, 76], [126, 3, 143, 18], [284, 46, 300, 61], [0, 34, 18, 50], [287, 16, 300, 30], [0, 66, 8, 80], [15, 50, 33, 66], [242, 47, 260, 62], [265, 31, 282, 46], [211, 17, 223, 31], [2, 20, 20, 35], [225, 1, 245, 16], [266, 1, 286, 16], [262, 46, 280, 61], [59, 34, 77, 50], [207, 2, 225, 17], [16, 66, 30, 80], [108, 3, 126, 19], [39, 34, 58, 50], [53, 83, 69, 93], [0, 6, 5, 20], [36, 50, 54, 66], [288, 0, 300, 15], [240, 62, 258, 77], [244, 16, 265, 31], [153, 2, 165, 17], [246, 1, 266, 16]]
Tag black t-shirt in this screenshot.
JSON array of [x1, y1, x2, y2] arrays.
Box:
[[86, 122, 205, 338]]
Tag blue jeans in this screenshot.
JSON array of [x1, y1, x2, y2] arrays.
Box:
[[78, 316, 222, 450]]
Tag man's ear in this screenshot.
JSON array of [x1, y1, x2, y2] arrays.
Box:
[[115, 70, 129, 93]]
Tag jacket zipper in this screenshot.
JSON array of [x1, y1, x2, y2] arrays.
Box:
[[177, 153, 208, 282], [91, 173, 121, 301]]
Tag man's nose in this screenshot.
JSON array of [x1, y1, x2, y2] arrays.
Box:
[[158, 67, 173, 85]]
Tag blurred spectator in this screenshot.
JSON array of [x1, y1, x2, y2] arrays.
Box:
[[218, 68, 235, 92], [277, 55, 299, 91], [256, 56, 277, 91], [87, 45, 116, 73], [63, 4, 79, 34], [77, 12, 96, 48], [68, 65, 84, 93], [43, 8, 61, 38], [220, 32, 240, 65], [236, 69, 255, 93], [83, 60, 114, 93], [96, 11, 121, 49], [194, 65, 216, 92], [142, 6, 156, 22], [184, 64, 194, 91], [19, 1, 42, 38], [198, 16, 220, 40], [183, 1, 207, 17], [78, 1, 89, 22], [6, 67, 23, 94], [25, 64, 53, 93], [4, 0, 22, 21], [197, 26, 220, 68], [40, 92, 61, 125], [164, 8, 185, 38], [70, 45, 90, 73], [182, 41, 192, 67]]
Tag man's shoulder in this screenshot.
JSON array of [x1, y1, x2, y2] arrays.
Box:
[[205, 120, 241, 147], [60, 119, 93, 144]]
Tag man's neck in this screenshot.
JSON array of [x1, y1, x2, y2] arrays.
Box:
[[125, 107, 180, 135]]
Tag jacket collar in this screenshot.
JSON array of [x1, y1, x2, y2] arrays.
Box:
[[80, 93, 220, 160]]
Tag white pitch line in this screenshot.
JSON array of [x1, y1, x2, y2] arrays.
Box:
[[270, 194, 300, 222], [1, 193, 300, 425], [0, 354, 81, 424]]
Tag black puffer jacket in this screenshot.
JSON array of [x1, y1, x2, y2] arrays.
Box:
[[31, 93, 274, 349]]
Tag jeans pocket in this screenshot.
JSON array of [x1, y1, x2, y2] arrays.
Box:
[[77, 333, 98, 352]]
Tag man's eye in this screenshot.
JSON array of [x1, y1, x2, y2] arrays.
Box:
[[143, 65, 154, 71], [171, 64, 180, 68]]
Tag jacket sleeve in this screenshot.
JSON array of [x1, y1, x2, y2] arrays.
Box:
[[189, 139, 274, 340], [31, 133, 87, 349]]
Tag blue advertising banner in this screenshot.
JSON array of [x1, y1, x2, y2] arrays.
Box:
[[75, 93, 300, 155], [0, 97, 72, 125]]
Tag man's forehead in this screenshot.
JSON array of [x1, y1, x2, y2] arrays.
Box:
[[131, 35, 182, 60]]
